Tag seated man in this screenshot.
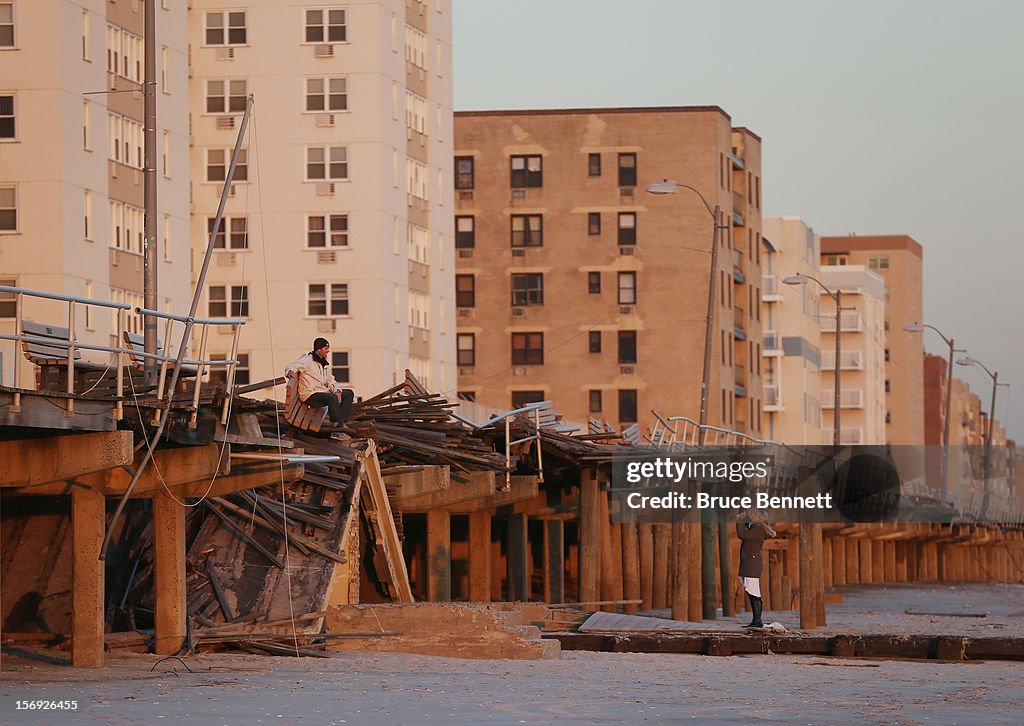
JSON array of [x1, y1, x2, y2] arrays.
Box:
[[284, 337, 354, 427]]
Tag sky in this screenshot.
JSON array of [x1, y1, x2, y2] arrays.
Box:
[[452, 0, 1024, 441]]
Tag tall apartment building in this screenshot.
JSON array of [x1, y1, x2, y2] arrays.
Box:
[[190, 0, 454, 395], [0, 0, 191, 384], [453, 107, 765, 436], [818, 265, 886, 445], [820, 235, 924, 445], [760, 217, 823, 445]]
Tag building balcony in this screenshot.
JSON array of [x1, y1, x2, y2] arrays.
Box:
[[762, 274, 783, 302], [821, 349, 864, 370], [763, 330, 782, 356], [734, 307, 746, 340], [731, 152, 745, 170], [820, 311, 863, 333], [821, 427, 864, 445], [732, 248, 745, 284], [763, 383, 782, 411], [821, 388, 864, 409]]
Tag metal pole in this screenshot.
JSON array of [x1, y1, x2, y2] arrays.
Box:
[[697, 205, 721, 444], [833, 290, 841, 451], [941, 337, 955, 499], [981, 371, 998, 519], [143, 0, 158, 380]]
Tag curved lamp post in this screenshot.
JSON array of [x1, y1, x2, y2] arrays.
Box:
[[957, 356, 1009, 519]]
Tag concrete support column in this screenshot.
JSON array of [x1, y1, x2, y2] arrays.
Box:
[[543, 519, 564, 604], [468, 511, 491, 602], [72, 487, 105, 668], [426, 509, 451, 602], [153, 491, 186, 656]]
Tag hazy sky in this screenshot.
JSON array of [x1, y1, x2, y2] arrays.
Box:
[[452, 0, 1024, 440]]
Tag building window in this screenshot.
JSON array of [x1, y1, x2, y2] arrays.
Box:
[[205, 11, 247, 45], [618, 272, 636, 304], [510, 154, 542, 188], [511, 391, 544, 408], [0, 277, 16, 317], [331, 351, 350, 383], [588, 153, 601, 177], [589, 390, 603, 413], [457, 391, 476, 402], [618, 331, 637, 364], [305, 8, 346, 43], [588, 271, 601, 294], [0, 2, 13, 47], [884, 348, 890, 362], [455, 274, 475, 307], [306, 77, 347, 111], [619, 389, 638, 423], [206, 79, 247, 114], [511, 273, 543, 306], [885, 379, 891, 393], [588, 331, 602, 353], [618, 212, 636, 245], [207, 148, 248, 182], [210, 352, 250, 387], [824, 254, 847, 266], [208, 216, 248, 249], [307, 214, 348, 248], [885, 411, 892, 424], [511, 214, 542, 247], [0, 185, 15, 232], [308, 283, 349, 317], [209, 285, 249, 318], [618, 153, 637, 186], [307, 146, 347, 180], [457, 333, 475, 366], [588, 212, 601, 235], [0, 94, 13, 139], [455, 215, 475, 248], [511, 332, 543, 365], [454, 156, 474, 189]]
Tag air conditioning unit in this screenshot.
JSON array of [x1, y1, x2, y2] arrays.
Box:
[[457, 308, 472, 318], [133, 168, 142, 186], [408, 325, 415, 339], [316, 182, 335, 196], [511, 190, 525, 199], [619, 246, 635, 255], [317, 319, 336, 333], [317, 251, 336, 264], [111, 249, 120, 266], [620, 187, 634, 197], [458, 191, 473, 201], [511, 249, 526, 257], [216, 115, 236, 130], [314, 44, 334, 58], [315, 113, 335, 128], [217, 325, 234, 335], [134, 255, 143, 272], [457, 249, 473, 259], [619, 305, 635, 315], [109, 159, 119, 178], [620, 365, 635, 375], [511, 307, 525, 317], [227, 184, 237, 197], [512, 366, 527, 377], [216, 252, 237, 266], [215, 47, 235, 61], [458, 367, 473, 376]]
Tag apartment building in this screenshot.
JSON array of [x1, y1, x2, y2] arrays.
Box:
[[760, 217, 823, 445], [817, 264, 886, 445], [0, 0, 191, 384], [820, 235, 924, 445], [190, 0, 454, 395], [453, 107, 765, 436]]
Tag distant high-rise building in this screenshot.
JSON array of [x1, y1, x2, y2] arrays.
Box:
[[820, 235, 924, 445], [453, 107, 765, 436]]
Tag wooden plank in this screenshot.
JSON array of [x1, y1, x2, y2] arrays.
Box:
[[621, 522, 639, 614], [468, 511, 492, 602], [359, 440, 414, 603], [652, 523, 669, 610], [507, 512, 529, 601], [638, 523, 654, 611], [578, 469, 600, 606], [426, 509, 451, 602], [545, 519, 565, 604]]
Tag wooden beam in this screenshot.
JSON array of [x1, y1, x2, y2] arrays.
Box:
[[638, 523, 654, 611], [426, 509, 451, 602], [652, 523, 669, 610], [578, 469, 600, 606], [1, 431, 133, 487], [621, 522, 639, 614], [507, 512, 529, 601], [386, 465, 451, 503], [544, 519, 565, 604], [687, 520, 702, 622], [360, 440, 414, 603], [598, 488, 614, 612], [468, 510, 491, 602], [71, 487, 104, 667], [670, 518, 688, 620], [153, 491, 186, 655]]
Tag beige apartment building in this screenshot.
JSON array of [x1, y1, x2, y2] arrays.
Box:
[[453, 107, 765, 436], [190, 0, 455, 396], [817, 264, 886, 445], [821, 235, 924, 445], [0, 0, 191, 384], [760, 217, 823, 445]]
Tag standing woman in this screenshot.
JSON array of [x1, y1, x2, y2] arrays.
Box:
[[735, 507, 776, 628]]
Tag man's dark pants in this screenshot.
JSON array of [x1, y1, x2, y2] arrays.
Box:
[[304, 389, 354, 425]]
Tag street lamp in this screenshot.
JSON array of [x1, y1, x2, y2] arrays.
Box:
[[644, 179, 725, 623], [904, 322, 966, 498], [784, 272, 852, 451], [956, 356, 1009, 518], [643, 179, 721, 444]]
